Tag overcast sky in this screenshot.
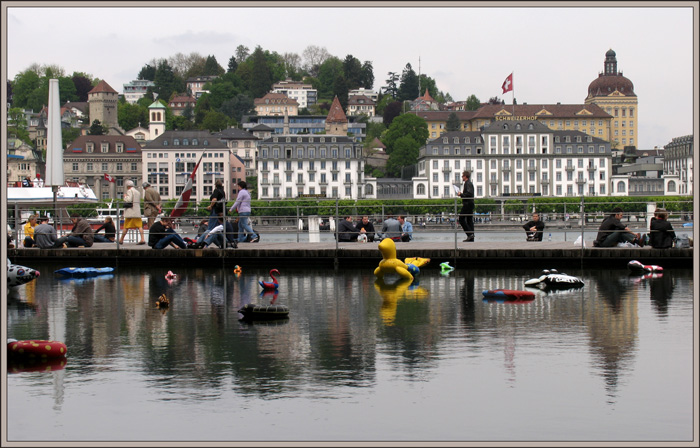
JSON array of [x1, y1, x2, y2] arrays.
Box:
[[4, 3, 697, 149]]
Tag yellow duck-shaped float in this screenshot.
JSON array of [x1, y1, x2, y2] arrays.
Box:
[[374, 238, 414, 282]]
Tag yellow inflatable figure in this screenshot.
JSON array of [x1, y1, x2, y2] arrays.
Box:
[[374, 277, 413, 325], [374, 238, 414, 282]]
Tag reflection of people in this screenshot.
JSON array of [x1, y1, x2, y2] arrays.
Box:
[[23, 214, 38, 247], [229, 181, 259, 243], [356, 216, 376, 242], [33, 216, 57, 249], [522, 212, 545, 241], [53, 213, 94, 248], [593, 207, 641, 247], [398, 215, 413, 242], [457, 170, 475, 242], [378, 214, 401, 241], [94, 217, 116, 243], [142, 182, 162, 229], [119, 180, 146, 245], [148, 217, 187, 249], [649, 208, 676, 249], [337, 216, 359, 242]]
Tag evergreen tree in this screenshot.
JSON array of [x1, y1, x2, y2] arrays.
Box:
[[382, 101, 402, 127], [445, 112, 461, 131], [153, 59, 183, 102], [137, 63, 156, 81], [203, 55, 225, 76], [249, 46, 273, 98], [398, 63, 419, 102], [227, 56, 238, 73], [383, 71, 399, 99], [465, 94, 481, 111], [88, 119, 105, 135], [333, 75, 349, 110], [361, 61, 374, 90], [342, 55, 363, 90]]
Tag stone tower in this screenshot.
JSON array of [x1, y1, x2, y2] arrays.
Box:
[[325, 96, 348, 136], [88, 80, 120, 134]]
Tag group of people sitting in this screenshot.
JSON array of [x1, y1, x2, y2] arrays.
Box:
[[593, 206, 677, 249], [337, 214, 413, 243]]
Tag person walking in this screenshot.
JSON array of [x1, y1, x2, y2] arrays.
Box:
[[119, 180, 146, 245], [229, 180, 259, 243], [33, 216, 58, 249], [142, 182, 161, 229], [522, 212, 545, 241], [457, 170, 475, 242], [206, 179, 226, 230]]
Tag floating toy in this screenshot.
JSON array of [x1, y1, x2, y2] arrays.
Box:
[[238, 303, 289, 320], [524, 269, 584, 290], [156, 294, 169, 308], [627, 260, 663, 273], [55, 267, 114, 278], [482, 289, 535, 303], [259, 269, 280, 290], [165, 270, 177, 280], [233, 265, 242, 276], [404, 257, 430, 276], [439, 262, 455, 275], [7, 260, 40, 288], [260, 289, 279, 304], [374, 239, 413, 282], [7, 339, 67, 359]]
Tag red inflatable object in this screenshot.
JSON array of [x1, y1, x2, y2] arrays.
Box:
[[482, 289, 536, 303], [7, 340, 68, 358]]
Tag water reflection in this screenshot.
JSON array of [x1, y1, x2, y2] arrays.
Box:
[[5, 262, 694, 440]]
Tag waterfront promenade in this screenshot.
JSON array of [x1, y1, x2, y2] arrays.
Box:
[[7, 239, 694, 269]]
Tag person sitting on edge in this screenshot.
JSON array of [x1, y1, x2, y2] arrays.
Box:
[[53, 213, 94, 248], [337, 216, 360, 242], [593, 207, 641, 247], [378, 214, 402, 241], [191, 215, 238, 249], [33, 216, 58, 249], [522, 212, 545, 241], [94, 216, 116, 243], [648, 208, 676, 249], [148, 217, 187, 249], [22, 214, 38, 247], [398, 215, 413, 242], [356, 215, 376, 242]]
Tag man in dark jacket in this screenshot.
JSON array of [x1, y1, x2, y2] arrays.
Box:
[[337, 216, 360, 242], [594, 207, 641, 247], [356, 216, 376, 242], [457, 170, 475, 242], [53, 213, 94, 247], [148, 217, 187, 249], [523, 212, 545, 241], [649, 208, 676, 248]]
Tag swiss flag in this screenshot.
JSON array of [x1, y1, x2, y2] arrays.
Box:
[[502, 73, 513, 94], [104, 173, 115, 183]]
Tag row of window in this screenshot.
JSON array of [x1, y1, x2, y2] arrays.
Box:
[[145, 152, 227, 158], [261, 172, 354, 184], [80, 142, 129, 153], [73, 162, 138, 172], [259, 147, 360, 159], [160, 139, 211, 146], [260, 186, 353, 199], [260, 160, 353, 171]]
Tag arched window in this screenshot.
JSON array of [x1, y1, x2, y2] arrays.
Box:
[[417, 183, 425, 195], [667, 181, 676, 192], [365, 184, 374, 195], [617, 181, 626, 193]]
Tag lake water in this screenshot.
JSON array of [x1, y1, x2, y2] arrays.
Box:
[[5, 261, 695, 443]]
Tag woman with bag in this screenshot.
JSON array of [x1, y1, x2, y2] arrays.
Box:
[[119, 180, 146, 245]]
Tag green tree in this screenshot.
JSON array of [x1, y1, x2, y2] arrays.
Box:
[[138, 63, 156, 81], [88, 119, 106, 135], [382, 113, 429, 155], [333, 75, 349, 110], [343, 55, 363, 90], [465, 94, 481, 111], [170, 114, 195, 131], [382, 101, 402, 127], [385, 136, 420, 177], [227, 56, 238, 73], [249, 46, 273, 98], [398, 63, 419, 102], [62, 127, 81, 148], [220, 93, 255, 123], [383, 71, 399, 99], [361, 61, 374, 89], [153, 59, 183, 103], [200, 110, 230, 132], [71, 73, 95, 102], [203, 55, 225, 76], [445, 112, 461, 131], [235, 45, 250, 63], [11, 69, 41, 109], [118, 101, 149, 131], [316, 56, 343, 99]]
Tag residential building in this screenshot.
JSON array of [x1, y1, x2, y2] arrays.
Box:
[[271, 79, 317, 109], [254, 92, 299, 116], [242, 114, 366, 140], [585, 49, 638, 148], [88, 80, 122, 135], [65, 135, 143, 200], [214, 127, 259, 178], [614, 147, 664, 196], [7, 137, 44, 186], [123, 79, 155, 104], [410, 88, 440, 112], [413, 120, 612, 200], [348, 88, 378, 102], [186, 76, 218, 99], [347, 95, 376, 117], [168, 94, 197, 117], [663, 135, 693, 195], [143, 130, 232, 201]]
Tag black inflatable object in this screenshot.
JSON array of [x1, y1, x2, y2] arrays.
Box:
[[238, 303, 289, 320]]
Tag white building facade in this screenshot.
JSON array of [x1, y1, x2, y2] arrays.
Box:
[[271, 80, 317, 109], [662, 134, 694, 196], [413, 120, 612, 199], [123, 80, 155, 104], [256, 135, 364, 200]]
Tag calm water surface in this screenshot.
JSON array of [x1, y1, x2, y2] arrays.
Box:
[[5, 261, 695, 442]]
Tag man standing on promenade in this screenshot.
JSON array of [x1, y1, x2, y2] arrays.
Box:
[[143, 182, 161, 229], [457, 170, 475, 242]]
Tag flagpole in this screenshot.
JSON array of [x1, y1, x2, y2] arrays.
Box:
[[512, 70, 515, 115]]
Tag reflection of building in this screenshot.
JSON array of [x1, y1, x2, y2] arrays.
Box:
[[663, 135, 694, 195], [413, 122, 612, 199]]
